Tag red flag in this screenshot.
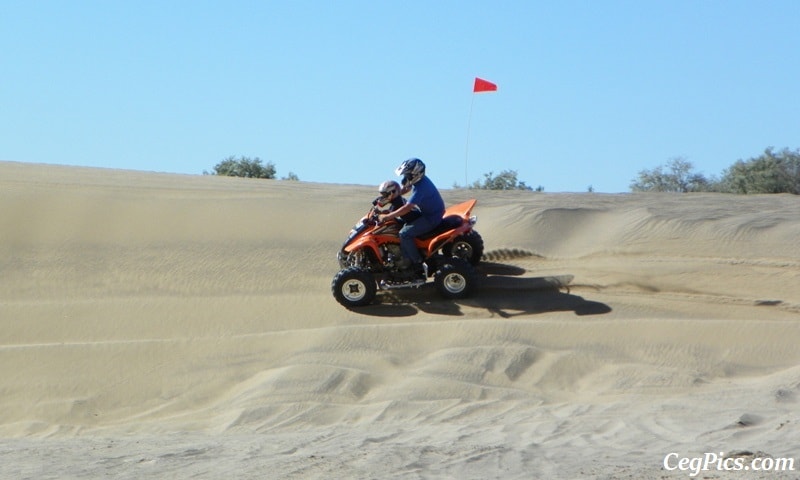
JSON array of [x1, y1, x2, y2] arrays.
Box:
[[473, 77, 497, 93]]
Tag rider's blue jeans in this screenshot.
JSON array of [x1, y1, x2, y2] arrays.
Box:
[[398, 215, 440, 265]]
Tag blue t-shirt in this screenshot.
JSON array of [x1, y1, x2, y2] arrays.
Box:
[[408, 176, 445, 222]]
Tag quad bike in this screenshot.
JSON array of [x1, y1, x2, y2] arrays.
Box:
[[332, 198, 484, 308]]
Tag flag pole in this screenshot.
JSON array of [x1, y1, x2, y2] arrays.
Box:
[[464, 93, 476, 187], [465, 77, 497, 187]]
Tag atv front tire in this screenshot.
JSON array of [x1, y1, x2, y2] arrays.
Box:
[[332, 267, 376, 308], [434, 258, 476, 299]]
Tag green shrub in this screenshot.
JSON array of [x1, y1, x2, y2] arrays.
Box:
[[206, 156, 276, 179]]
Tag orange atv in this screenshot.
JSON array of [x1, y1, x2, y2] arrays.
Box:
[[332, 198, 484, 308]]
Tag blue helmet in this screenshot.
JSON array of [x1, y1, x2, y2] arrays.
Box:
[[395, 158, 426, 186]]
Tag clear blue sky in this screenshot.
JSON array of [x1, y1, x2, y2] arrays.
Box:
[[2, 0, 798, 192]]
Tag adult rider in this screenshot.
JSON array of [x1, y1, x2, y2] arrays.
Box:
[[378, 158, 445, 279]]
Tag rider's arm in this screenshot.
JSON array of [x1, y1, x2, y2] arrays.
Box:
[[380, 202, 416, 222]]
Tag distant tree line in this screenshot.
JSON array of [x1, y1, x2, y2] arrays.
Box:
[[631, 147, 800, 194], [473, 170, 533, 191], [204, 156, 298, 181], [207, 147, 799, 194], [459, 147, 798, 193], [462, 170, 541, 191]]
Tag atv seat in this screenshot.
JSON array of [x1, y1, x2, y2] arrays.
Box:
[[418, 215, 463, 240]]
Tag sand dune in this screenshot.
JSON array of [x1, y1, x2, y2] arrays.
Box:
[[1, 161, 799, 479]]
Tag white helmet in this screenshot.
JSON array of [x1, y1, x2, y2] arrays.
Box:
[[395, 158, 426, 187], [378, 180, 401, 200], [374, 180, 401, 210]]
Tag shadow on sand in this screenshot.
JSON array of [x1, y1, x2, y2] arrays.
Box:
[[351, 262, 612, 318]]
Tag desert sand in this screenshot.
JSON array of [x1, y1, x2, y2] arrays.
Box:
[[1, 160, 799, 479]]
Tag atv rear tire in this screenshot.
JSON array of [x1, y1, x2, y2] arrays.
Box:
[[332, 268, 376, 308], [434, 258, 476, 299], [443, 230, 484, 265]]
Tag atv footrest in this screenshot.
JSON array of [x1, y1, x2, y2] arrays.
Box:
[[379, 279, 426, 290]]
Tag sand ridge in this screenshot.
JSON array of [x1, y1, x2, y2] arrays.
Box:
[[1, 161, 798, 478]]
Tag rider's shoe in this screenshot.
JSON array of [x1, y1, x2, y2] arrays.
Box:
[[394, 259, 426, 282], [411, 262, 427, 280], [396, 257, 412, 270]]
